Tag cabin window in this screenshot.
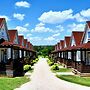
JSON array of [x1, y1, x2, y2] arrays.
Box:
[[76, 51, 81, 61], [59, 52, 60, 57], [1, 50, 7, 63], [88, 31, 90, 41], [19, 50, 22, 58], [61, 52, 63, 58], [68, 52, 71, 59], [86, 52, 90, 65]]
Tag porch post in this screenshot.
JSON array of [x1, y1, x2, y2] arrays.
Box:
[[85, 49, 86, 63], [18, 48, 19, 59], [11, 47, 13, 60], [80, 49, 83, 63]]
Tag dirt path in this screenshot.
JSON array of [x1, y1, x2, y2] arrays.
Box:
[[15, 57, 90, 90]]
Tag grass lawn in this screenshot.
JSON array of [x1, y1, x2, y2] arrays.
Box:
[[51, 68, 72, 73], [56, 75, 90, 86], [0, 76, 30, 90]]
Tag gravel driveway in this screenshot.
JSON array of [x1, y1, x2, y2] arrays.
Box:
[[15, 57, 90, 90]]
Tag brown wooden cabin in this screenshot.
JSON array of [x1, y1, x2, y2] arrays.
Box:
[[62, 36, 72, 68], [58, 40, 65, 64], [0, 18, 36, 77], [70, 21, 90, 76], [68, 31, 84, 75]]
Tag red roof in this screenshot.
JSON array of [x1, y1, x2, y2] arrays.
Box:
[[24, 39, 27, 47], [60, 40, 64, 49], [65, 36, 71, 47], [0, 18, 5, 28], [57, 42, 60, 50], [18, 36, 24, 46], [8, 30, 17, 43], [72, 31, 84, 46], [0, 40, 19, 48], [0, 41, 13, 46]]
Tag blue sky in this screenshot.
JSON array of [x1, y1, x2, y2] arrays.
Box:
[[0, 0, 90, 45]]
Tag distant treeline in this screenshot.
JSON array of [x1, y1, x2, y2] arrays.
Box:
[[33, 45, 54, 56]]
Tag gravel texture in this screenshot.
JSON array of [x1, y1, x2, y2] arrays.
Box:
[[15, 57, 90, 90]]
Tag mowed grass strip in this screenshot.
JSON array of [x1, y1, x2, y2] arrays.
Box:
[[52, 68, 72, 73], [56, 75, 90, 86], [0, 76, 30, 90]]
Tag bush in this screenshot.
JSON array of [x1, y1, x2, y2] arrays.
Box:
[[51, 63, 59, 70], [47, 59, 54, 66], [23, 65, 32, 71], [31, 58, 39, 66]]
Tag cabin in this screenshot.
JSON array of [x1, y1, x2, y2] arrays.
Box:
[[59, 40, 64, 64], [72, 21, 90, 76], [0, 18, 10, 75], [69, 31, 84, 75], [63, 36, 72, 68]]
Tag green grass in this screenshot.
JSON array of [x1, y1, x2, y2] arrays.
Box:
[[0, 76, 30, 90], [56, 75, 90, 86], [28, 69, 34, 73], [51, 68, 72, 73]]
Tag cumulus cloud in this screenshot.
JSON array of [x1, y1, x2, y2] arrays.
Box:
[[24, 23, 29, 27], [15, 26, 30, 35], [31, 22, 53, 33], [38, 9, 73, 24], [0, 15, 10, 21], [67, 23, 85, 32], [52, 33, 60, 37], [80, 9, 90, 17], [13, 13, 25, 21], [56, 25, 64, 32], [15, 1, 30, 8], [44, 36, 55, 41], [74, 13, 87, 22]]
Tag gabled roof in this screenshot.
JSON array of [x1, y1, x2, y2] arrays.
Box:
[[8, 30, 17, 43], [57, 42, 60, 50], [0, 18, 5, 28], [28, 42, 30, 49], [65, 36, 71, 47], [24, 39, 27, 47], [81, 21, 90, 43], [18, 36, 24, 46], [72, 31, 84, 46], [60, 40, 64, 49], [87, 21, 90, 28]]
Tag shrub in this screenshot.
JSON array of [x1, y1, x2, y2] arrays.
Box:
[[51, 63, 59, 70], [31, 58, 39, 66], [23, 65, 32, 71], [47, 59, 54, 66]]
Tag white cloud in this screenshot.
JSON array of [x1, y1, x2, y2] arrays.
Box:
[[67, 23, 85, 32], [52, 33, 60, 37], [0, 15, 10, 21], [56, 25, 64, 32], [13, 13, 25, 21], [80, 9, 90, 17], [44, 36, 55, 41], [26, 33, 32, 37], [24, 23, 29, 27], [15, 1, 30, 8], [74, 13, 87, 22], [38, 9, 73, 24], [15, 26, 30, 34], [31, 22, 53, 33]]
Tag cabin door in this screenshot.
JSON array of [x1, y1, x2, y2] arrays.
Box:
[[1, 50, 7, 63], [1, 50, 4, 62], [87, 52, 90, 65]]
